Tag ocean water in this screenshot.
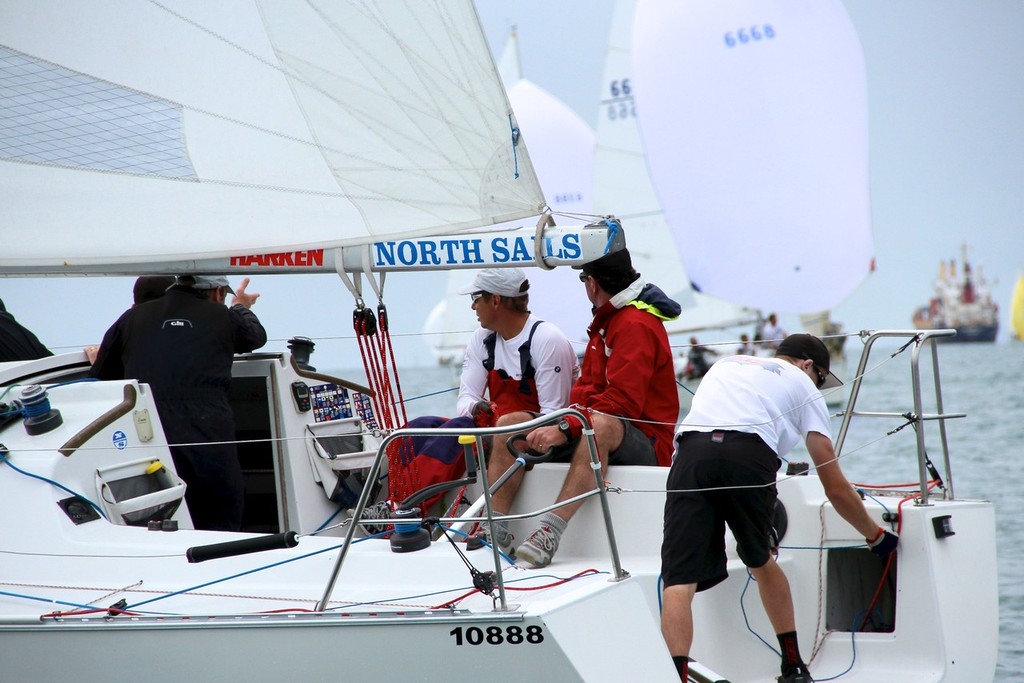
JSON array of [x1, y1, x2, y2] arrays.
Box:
[[340, 339, 1023, 680]]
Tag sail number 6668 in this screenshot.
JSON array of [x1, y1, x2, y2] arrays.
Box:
[[449, 625, 544, 645], [724, 25, 775, 47]]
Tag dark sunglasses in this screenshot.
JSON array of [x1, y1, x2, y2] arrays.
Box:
[[812, 365, 827, 389], [578, 272, 589, 283], [802, 354, 826, 388], [470, 291, 488, 303]]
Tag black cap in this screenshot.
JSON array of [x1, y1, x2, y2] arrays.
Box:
[[572, 220, 629, 275], [577, 247, 633, 278], [133, 276, 175, 305], [775, 334, 843, 389]]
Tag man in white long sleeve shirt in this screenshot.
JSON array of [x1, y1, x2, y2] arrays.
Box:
[[388, 269, 578, 519]]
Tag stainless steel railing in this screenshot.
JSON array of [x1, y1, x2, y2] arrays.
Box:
[[315, 407, 626, 612], [833, 329, 965, 505]]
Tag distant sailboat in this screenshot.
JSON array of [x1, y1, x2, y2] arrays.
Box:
[[422, 270, 477, 366], [502, 70, 597, 347], [631, 0, 875, 316], [1012, 273, 1024, 341], [630, 0, 874, 412], [593, 0, 760, 345]]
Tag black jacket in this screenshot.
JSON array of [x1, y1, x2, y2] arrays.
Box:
[[0, 298, 52, 362], [90, 285, 267, 405]]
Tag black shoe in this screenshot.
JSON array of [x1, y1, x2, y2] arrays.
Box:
[[777, 668, 813, 683]]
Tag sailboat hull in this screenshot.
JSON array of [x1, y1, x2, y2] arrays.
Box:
[[912, 317, 999, 343], [0, 330, 999, 682], [0, 470, 996, 683], [0, 587, 671, 683]]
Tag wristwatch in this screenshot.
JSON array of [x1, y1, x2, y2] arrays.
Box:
[[558, 418, 574, 443]]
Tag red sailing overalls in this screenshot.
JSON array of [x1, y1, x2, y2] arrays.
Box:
[[482, 320, 543, 417]]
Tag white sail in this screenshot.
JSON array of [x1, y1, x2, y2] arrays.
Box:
[[423, 31, 597, 358], [632, 0, 873, 314], [0, 0, 545, 272], [505, 76, 596, 345], [593, 0, 759, 341], [422, 270, 478, 365], [592, 0, 694, 310]]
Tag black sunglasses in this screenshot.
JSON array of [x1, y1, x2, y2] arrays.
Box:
[[470, 291, 489, 303], [802, 354, 826, 388], [578, 272, 589, 283]]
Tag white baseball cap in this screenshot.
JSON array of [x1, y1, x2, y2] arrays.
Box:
[[456, 268, 529, 297]]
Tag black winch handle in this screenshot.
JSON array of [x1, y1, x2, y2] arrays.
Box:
[[186, 531, 299, 563], [505, 434, 561, 465]]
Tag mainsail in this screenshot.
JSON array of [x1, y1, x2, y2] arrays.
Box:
[[0, 1, 545, 273], [632, 0, 874, 314], [422, 31, 598, 362], [593, 0, 694, 309], [502, 79, 596, 346]]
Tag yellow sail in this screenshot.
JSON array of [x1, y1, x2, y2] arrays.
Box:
[[1012, 274, 1024, 340]]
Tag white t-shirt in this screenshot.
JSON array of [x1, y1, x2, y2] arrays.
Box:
[[456, 314, 579, 416], [678, 355, 831, 456]]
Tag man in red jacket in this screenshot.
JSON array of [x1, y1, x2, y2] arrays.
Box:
[[494, 233, 680, 568]]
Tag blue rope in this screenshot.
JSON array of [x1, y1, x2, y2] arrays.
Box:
[[0, 588, 102, 613], [314, 506, 345, 533], [508, 115, 520, 179], [127, 532, 389, 611], [437, 522, 515, 565], [602, 218, 621, 254], [737, 562, 862, 681], [0, 450, 107, 520], [399, 385, 458, 403]]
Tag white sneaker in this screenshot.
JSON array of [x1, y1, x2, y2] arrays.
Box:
[[516, 524, 560, 568]]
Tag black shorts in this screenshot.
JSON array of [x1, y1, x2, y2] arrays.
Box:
[[549, 417, 657, 466], [661, 431, 780, 591]]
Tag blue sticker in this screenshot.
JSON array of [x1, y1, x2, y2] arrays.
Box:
[[112, 430, 128, 450]]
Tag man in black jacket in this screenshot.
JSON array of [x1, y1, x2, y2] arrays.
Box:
[[91, 275, 267, 530]]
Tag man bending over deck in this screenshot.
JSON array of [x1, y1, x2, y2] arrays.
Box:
[[660, 334, 899, 682]]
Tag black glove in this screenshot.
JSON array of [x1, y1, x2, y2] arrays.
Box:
[[868, 528, 899, 558]]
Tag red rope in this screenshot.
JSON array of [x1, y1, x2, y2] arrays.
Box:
[[352, 303, 420, 505], [354, 308, 394, 429], [431, 569, 601, 609], [857, 482, 937, 631], [378, 303, 410, 427]]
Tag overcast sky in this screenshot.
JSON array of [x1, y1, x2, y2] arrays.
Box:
[[3, 0, 1022, 368], [475, 0, 1024, 344]]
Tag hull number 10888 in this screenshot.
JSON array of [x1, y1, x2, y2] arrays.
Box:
[[449, 625, 545, 646]]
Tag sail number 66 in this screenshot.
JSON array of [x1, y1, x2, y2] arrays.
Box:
[[724, 25, 775, 47], [449, 625, 544, 645]]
